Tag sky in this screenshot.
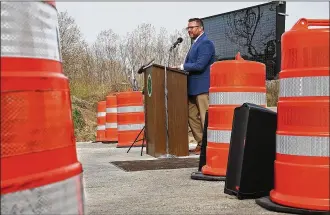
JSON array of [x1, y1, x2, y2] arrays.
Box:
[[55, 1, 330, 44]]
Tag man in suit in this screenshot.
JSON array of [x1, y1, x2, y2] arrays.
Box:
[[177, 18, 215, 154]]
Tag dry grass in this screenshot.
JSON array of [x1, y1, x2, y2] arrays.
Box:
[[70, 81, 110, 106], [69, 80, 137, 142], [69, 81, 108, 142], [71, 96, 97, 142], [266, 80, 279, 107]]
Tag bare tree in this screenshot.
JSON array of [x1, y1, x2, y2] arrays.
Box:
[[167, 28, 191, 67], [58, 11, 84, 79], [153, 27, 168, 65], [58, 9, 198, 100], [93, 29, 120, 84]]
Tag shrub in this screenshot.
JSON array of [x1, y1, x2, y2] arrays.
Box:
[[72, 108, 85, 132]]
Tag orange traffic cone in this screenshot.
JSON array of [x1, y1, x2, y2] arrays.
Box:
[[96, 101, 106, 142], [256, 18, 329, 214], [1, 1, 84, 214], [116, 91, 145, 148], [104, 95, 118, 143], [200, 52, 266, 181]]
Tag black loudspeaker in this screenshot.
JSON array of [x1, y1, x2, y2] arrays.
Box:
[[224, 103, 277, 199]]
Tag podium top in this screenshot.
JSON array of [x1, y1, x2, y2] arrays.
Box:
[[142, 63, 189, 75]]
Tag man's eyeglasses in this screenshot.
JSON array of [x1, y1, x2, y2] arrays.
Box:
[[185, 26, 200, 30]]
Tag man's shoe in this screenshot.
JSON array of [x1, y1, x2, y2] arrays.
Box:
[[194, 150, 201, 155], [192, 145, 201, 155]]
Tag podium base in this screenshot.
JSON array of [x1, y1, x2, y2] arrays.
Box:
[[158, 154, 178, 159], [255, 196, 329, 215], [101, 141, 117, 144], [190, 171, 226, 181]]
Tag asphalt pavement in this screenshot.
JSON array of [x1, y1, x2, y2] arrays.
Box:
[[77, 142, 287, 215]]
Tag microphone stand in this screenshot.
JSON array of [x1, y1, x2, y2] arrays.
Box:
[[160, 43, 180, 159]]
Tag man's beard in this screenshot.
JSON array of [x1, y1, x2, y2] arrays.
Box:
[[190, 34, 197, 40]]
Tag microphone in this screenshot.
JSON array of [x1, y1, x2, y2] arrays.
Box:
[[137, 58, 155, 74], [170, 37, 183, 50]]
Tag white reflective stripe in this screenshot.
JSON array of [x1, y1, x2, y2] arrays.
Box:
[[117, 106, 144, 113], [106, 108, 117, 113], [1, 174, 84, 215], [118, 123, 144, 131], [97, 125, 105, 131], [97, 112, 106, 117], [106, 123, 117, 129], [210, 92, 266, 105], [1, 2, 61, 61], [280, 76, 329, 97], [276, 135, 330, 157], [207, 129, 232, 143]]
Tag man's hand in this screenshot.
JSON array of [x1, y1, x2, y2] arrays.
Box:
[[172, 64, 183, 70]]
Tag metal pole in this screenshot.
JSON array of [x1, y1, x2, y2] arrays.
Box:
[[160, 47, 177, 158]]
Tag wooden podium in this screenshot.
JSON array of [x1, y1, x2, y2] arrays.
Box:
[[142, 64, 189, 157]]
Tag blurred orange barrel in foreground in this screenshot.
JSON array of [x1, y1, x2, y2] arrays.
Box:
[[105, 95, 118, 142], [116, 91, 145, 148], [269, 18, 330, 211], [1, 1, 84, 214], [96, 101, 106, 142], [202, 53, 266, 177]]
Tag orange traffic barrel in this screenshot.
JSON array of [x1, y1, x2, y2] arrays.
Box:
[[201, 52, 266, 180], [116, 91, 145, 148], [1, 1, 84, 214], [105, 95, 118, 142], [256, 18, 330, 213], [96, 101, 106, 142]]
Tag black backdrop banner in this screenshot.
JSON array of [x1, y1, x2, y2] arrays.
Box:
[[202, 1, 286, 80]]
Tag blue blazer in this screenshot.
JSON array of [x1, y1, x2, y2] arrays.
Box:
[[183, 33, 215, 96]]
